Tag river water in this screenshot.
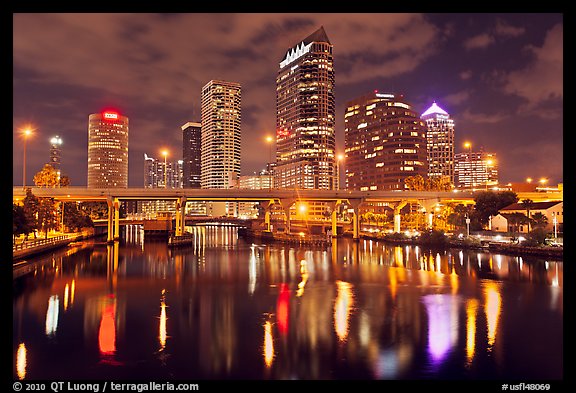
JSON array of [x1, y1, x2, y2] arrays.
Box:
[[13, 225, 563, 381]]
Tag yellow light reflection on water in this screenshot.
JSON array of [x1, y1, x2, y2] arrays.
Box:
[[64, 284, 69, 311], [484, 282, 502, 349], [159, 289, 167, 350], [334, 280, 354, 342], [466, 299, 478, 364], [263, 321, 274, 367], [16, 343, 26, 380], [296, 260, 308, 297], [70, 280, 75, 306]]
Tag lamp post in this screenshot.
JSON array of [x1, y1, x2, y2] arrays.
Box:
[[336, 154, 344, 190], [22, 128, 32, 189], [552, 212, 557, 242], [161, 150, 168, 188], [265, 135, 273, 174], [465, 213, 470, 237]]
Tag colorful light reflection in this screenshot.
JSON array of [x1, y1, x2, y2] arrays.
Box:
[[423, 294, 458, 366], [334, 280, 354, 342], [263, 321, 274, 368], [16, 343, 27, 380]]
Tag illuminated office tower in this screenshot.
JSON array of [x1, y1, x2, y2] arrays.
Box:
[[344, 92, 427, 191], [455, 149, 498, 189], [87, 111, 128, 188], [200, 80, 241, 189], [421, 102, 455, 184], [182, 122, 202, 189], [274, 26, 336, 189]]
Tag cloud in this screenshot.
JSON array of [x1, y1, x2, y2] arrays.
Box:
[[463, 18, 525, 50], [502, 23, 563, 109], [464, 33, 494, 50], [443, 90, 470, 106], [460, 109, 509, 124], [459, 70, 473, 80]]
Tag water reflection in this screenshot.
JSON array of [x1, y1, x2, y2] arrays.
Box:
[[159, 289, 167, 351], [263, 320, 274, 368], [12, 226, 563, 380], [334, 281, 354, 342], [16, 343, 26, 380], [484, 282, 502, 350]]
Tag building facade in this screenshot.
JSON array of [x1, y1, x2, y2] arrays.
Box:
[[421, 102, 455, 184], [182, 122, 202, 189], [200, 80, 241, 189], [274, 26, 336, 190], [87, 111, 129, 188], [454, 150, 498, 189], [344, 92, 427, 191], [143, 153, 183, 189]]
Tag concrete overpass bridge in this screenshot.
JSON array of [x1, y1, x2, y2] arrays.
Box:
[[13, 186, 476, 241]]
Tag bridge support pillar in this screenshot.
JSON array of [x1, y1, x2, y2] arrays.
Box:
[[279, 198, 296, 234], [175, 197, 187, 236], [348, 199, 362, 240], [262, 199, 275, 232], [331, 200, 343, 236], [113, 198, 120, 240], [106, 197, 114, 243], [393, 200, 409, 233]]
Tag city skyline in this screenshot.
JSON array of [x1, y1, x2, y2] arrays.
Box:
[[13, 13, 563, 187]]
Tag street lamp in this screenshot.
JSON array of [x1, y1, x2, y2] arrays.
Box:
[[161, 150, 168, 188], [465, 213, 470, 237], [552, 212, 558, 242], [265, 135, 274, 174], [22, 128, 32, 189], [336, 154, 344, 190]]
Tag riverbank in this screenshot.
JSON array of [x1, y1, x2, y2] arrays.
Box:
[[358, 232, 563, 260]]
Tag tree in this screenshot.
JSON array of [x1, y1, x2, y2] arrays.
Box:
[[506, 212, 530, 239], [33, 164, 60, 187], [63, 202, 94, 232], [23, 188, 39, 238], [531, 212, 548, 229], [37, 197, 58, 238], [521, 199, 535, 232], [13, 204, 31, 243], [79, 201, 108, 220], [473, 190, 518, 228], [405, 175, 425, 191], [59, 175, 71, 187]]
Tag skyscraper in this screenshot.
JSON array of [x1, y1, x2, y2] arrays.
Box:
[[87, 111, 129, 188], [421, 102, 455, 184], [200, 80, 241, 189], [344, 92, 427, 191], [455, 149, 498, 189], [182, 122, 202, 189], [274, 26, 336, 190]]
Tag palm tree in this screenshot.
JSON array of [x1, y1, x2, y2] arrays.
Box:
[[521, 199, 535, 232], [531, 212, 548, 229]]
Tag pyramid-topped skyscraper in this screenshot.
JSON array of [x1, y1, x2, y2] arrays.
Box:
[[421, 101, 455, 184]]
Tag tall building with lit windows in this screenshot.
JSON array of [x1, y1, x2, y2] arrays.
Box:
[[421, 102, 455, 184], [182, 122, 202, 189], [274, 26, 336, 190], [87, 111, 128, 188], [455, 149, 498, 189], [344, 92, 427, 191], [200, 80, 241, 189]]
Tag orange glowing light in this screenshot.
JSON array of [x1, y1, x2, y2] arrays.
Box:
[[276, 284, 290, 335], [98, 301, 116, 355]]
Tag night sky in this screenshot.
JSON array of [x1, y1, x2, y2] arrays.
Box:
[[13, 13, 563, 187]]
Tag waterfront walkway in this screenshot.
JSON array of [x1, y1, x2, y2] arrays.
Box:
[[13, 230, 94, 262]]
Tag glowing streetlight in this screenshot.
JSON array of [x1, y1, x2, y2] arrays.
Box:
[[161, 150, 168, 188], [21, 128, 33, 189], [526, 177, 532, 183], [539, 178, 548, 185], [463, 142, 472, 153]]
